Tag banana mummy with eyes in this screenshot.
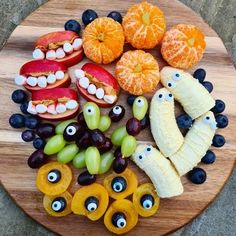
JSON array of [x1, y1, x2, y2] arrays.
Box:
[[160, 66, 215, 119], [169, 111, 217, 176], [132, 145, 183, 198], [150, 88, 184, 157]]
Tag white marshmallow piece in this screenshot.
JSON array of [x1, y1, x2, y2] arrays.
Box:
[[74, 69, 85, 79], [79, 77, 89, 89], [56, 103, 67, 114], [47, 74, 57, 84], [103, 95, 117, 104], [27, 101, 37, 115], [35, 104, 47, 113], [47, 104, 57, 115], [87, 84, 96, 95], [96, 88, 105, 99], [46, 50, 56, 60], [63, 42, 73, 54], [72, 38, 82, 51], [37, 76, 47, 88], [55, 71, 65, 80], [55, 47, 66, 59], [15, 75, 26, 86], [26, 76, 38, 87], [65, 100, 78, 110], [32, 48, 45, 59]]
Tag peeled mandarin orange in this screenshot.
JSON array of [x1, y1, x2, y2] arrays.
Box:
[[122, 1, 166, 49], [116, 50, 160, 95], [82, 17, 125, 64], [161, 24, 206, 69]]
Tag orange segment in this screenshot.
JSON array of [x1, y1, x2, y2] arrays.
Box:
[[161, 24, 206, 69], [122, 1, 166, 49], [116, 50, 160, 95], [83, 17, 125, 64]]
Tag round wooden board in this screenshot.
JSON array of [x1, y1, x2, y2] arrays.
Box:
[[0, 0, 235, 235]]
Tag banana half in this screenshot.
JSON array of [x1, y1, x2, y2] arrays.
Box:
[[132, 144, 184, 198], [160, 66, 215, 119], [150, 87, 184, 157], [169, 111, 217, 176]]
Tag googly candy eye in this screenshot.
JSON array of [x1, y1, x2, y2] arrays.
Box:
[[63, 122, 83, 142], [51, 197, 66, 212], [111, 176, 127, 193], [172, 72, 181, 81], [83, 102, 100, 130], [84, 196, 99, 212], [203, 116, 211, 124], [85, 105, 95, 116], [144, 145, 153, 155], [167, 80, 176, 89], [66, 125, 76, 136], [165, 93, 173, 101], [140, 194, 154, 209], [136, 152, 145, 161], [112, 212, 127, 228], [47, 169, 61, 183], [156, 93, 165, 102], [109, 105, 125, 122]]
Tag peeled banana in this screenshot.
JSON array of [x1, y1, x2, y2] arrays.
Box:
[[169, 111, 217, 176], [150, 88, 184, 157], [160, 66, 215, 119], [132, 144, 184, 198]]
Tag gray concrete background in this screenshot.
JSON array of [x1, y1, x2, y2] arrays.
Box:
[[0, 0, 235, 235]]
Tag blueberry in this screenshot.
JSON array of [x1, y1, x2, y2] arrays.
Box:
[[140, 114, 150, 130], [127, 95, 136, 106], [20, 101, 29, 114], [21, 130, 35, 142], [193, 68, 206, 83], [176, 114, 192, 129], [64, 19, 81, 34], [9, 113, 25, 128], [107, 11, 122, 23], [82, 9, 98, 26], [212, 134, 225, 147], [215, 114, 228, 128], [33, 138, 46, 150], [202, 81, 213, 93], [188, 167, 207, 184], [11, 89, 27, 104], [201, 150, 216, 164], [25, 116, 40, 129], [211, 99, 225, 114]]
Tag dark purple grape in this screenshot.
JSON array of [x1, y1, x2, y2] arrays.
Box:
[[76, 130, 91, 149], [77, 170, 96, 185], [77, 112, 87, 127], [36, 123, 55, 138], [28, 150, 47, 168], [109, 105, 125, 122], [63, 122, 84, 142], [140, 114, 150, 130], [113, 156, 128, 174], [98, 137, 113, 153], [90, 129, 106, 148], [126, 118, 141, 136], [21, 130, 35, 142], [114, 147, 122, 158]]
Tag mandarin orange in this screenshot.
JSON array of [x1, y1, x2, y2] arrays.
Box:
[[116, 50, 160, 95], [122, 1, 166, 49], [161, 24, 206, 69], [82, 17, 125, 64]]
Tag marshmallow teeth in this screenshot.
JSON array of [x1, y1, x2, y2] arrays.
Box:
[[36, 104, 48, 113], [26, 76, 38, 87], [27, 101, 37, 115], [47, 104, 57, 115], [65, 100, 78, 110], [32, 49, 45, 59], [46, 50, 56, 60], [74, 69, 85, 79], [63, 43, 73, 54], [104, 95, 117, 104], [79, 77, 89, 89], [96, 88, 105, 99], [72, 38, 82, 51], [15, 75, 26, 86], [56, 48, 66, 59], [38, 76, 47, 88], [87, 84, 97, 95], [47, 74, 57, 84], [56, 103, 67, 114], [55, 71, 65, 80]]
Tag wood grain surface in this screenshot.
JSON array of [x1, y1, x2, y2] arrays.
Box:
[[0, 0, 235, 235]]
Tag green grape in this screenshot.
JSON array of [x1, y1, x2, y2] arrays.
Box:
[[98, 115, 111, 132], [121, 135, 137, 158], [111, 126, 128, 146], [72, 151, 86, 169], [98, 151, 114, 174], [55, 119, 77, 134], [83, 102, 100, 130], [133, 96, 148, 120], [57, 144, 79, 164], [44, 134, 66, 155], [85, 146, 101, 174]]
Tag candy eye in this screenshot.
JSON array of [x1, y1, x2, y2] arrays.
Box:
[[144, 146, 152, 155], [113, 106, 122, 115], [165, 93, 173, 101], [172, 73, 181, 81], [203, 116, 211, 124], [84, 196, 99, 212], [140, 194, 154, 209], [137, 153, 145, 161], [156, 93, 165, 102], [111, 176, 127, 193], [51, 197, 66, 212], [167, 80, 176, 88], [112, 212, 127, 228], [65, 125, 76, 136], [135, 97, 145, 107], [85, 105, 95, 116], [47, 169, 61, 183]]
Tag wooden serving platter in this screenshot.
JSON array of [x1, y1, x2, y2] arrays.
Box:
[[0, 0, 235, 235]]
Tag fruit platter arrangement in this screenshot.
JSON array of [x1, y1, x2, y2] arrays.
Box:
[[0, 0, 235, 235]]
